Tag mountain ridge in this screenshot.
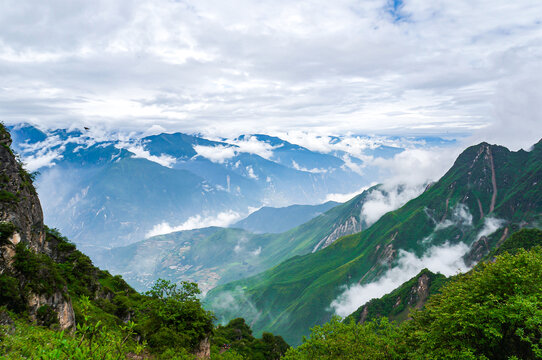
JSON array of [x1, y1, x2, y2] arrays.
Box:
[[205, 139, 542, 345]]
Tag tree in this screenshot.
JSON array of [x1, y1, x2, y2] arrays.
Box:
[[407, 247, 542, 359]]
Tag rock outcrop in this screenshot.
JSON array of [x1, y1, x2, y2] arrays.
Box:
[[0, 124, 75, 330], [312, 216, 363, 252]]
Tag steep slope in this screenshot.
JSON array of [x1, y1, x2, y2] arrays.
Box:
[[96, 189, 378, 293], [1, 124, 288, 359], [344, 269, 448, 325], [0, 124, 75, 329], [344, 227, 542, 327], [232, 201, 339, 234], [206, 140, 542, 345]]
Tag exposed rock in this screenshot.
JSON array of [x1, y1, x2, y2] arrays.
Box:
[[28, 292, 76, 330], [0, 124, 75, 330], [408, 273, 430, 309], [312, 216, 362, 252], [464, 236, 490, 267], [358, 305, 369, 324], [194, 336, 211, 359]]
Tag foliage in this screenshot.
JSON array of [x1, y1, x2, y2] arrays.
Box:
[[0, 275, 24, 312], [0, 298, 143, 359], [13, 242, 66, 296], [139, 279, 215, 352], [0, 190, 18, 204], [0, 221, 16, 245], [283, 316, 406, 360], [344, 269, 448, 325], [212, 318, 289, 360], [493, 228, 542, 256], [406, 247, 542, 359], [285, 248, 542, 360]]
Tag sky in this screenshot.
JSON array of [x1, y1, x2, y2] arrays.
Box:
[[1, 0, 541, 149]]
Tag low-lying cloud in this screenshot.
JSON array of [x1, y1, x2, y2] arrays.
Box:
[[361, 184, 426, 226], [476, 216, 505, 239], [194, 144, 237, 164], [125, 144, 177, 168], [146, 210, 242, 238], [330, 241, 470, 317]]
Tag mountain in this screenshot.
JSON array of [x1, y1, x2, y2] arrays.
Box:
[[9, 125, 371, 254], [344, 227, 542, 326], [205, 140, 542, 345], [0, 124, 288, 359], [94, 188, 379, 293], [231, 201, 339, 234], [344, 269, 448, 325]]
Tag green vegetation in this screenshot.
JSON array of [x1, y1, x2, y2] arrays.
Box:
[[0, 190, 18, 204], [285, 247, 542, 359], [0, 221, 16, 245], [208, 141, 542, 344], [493, 228, 542, 256], [1, 227, 289, 359], [104, 188, 375, 294], [212, 318, 289, 360], [344, 269, 448, 325]]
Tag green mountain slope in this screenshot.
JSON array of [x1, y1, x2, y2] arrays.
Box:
[[344, 269, 448, 325], [206, 140, 542, 345], [97, 188, 378, 293], [0, 124, 288, 359], [343, 227, 542, 327]]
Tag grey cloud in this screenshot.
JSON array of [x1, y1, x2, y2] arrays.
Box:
[[0, 0, 540, 147]]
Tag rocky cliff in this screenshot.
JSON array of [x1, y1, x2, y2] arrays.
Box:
[[0, 124, 75, 330]]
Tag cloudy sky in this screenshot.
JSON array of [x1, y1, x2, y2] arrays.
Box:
[[1, 0, 541, 148]]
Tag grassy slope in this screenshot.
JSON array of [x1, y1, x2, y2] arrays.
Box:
[[100, 189, 376, 292], [206, 140, 542, 345]]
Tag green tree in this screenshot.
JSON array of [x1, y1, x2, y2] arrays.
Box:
[[141, 279, 214, 353], [283, 316, 405, 360], [407, 247, 542, 359]]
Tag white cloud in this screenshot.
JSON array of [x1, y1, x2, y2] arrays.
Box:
[[291, 160, 328, 174], [246, 166, 258, 180], [325, 186, 370, 203], [145, 210, 242, 237], [22, 149, 63, 172], [371, 148, 461, 187], [2, 1, 541, 149], [124, 144, 177, 168], [194, 144, 237, 163], [330, 241, 470, 317], [361, 184, 425, 226], [476, 216, 505, 239], [227, 136, 278, 160]]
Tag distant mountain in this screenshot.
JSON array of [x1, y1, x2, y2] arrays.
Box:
[[231, 201, 339, 234], [9, 124, 372, 253], [205, 139, 542, 345], [94, 188, 380, 293]]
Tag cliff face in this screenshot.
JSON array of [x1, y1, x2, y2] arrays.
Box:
[[0, 124, 75, 330]]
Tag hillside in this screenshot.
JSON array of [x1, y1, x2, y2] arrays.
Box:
[[284, 245, 542, 359], [95, 189, 378, 293], [343, 227, 542, 326], [0, 124, 288, 359], [206, 140, 542, 345]]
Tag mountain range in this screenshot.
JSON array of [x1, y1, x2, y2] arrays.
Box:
[[205, 139, 542, 345], [9, 124, 456, 258]]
